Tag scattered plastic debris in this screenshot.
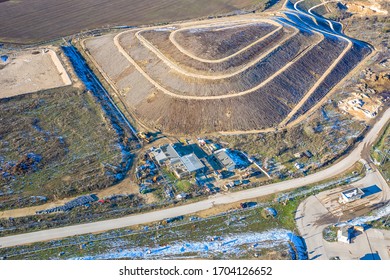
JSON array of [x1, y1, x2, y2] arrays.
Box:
[[1, 55, 8, 62]]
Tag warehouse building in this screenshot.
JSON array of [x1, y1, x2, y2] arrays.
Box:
[[151, 144, 205, 178]]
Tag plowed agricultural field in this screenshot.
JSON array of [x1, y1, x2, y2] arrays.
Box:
[[0, 0, 260, 43]]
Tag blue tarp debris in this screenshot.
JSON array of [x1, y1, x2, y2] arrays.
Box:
[[1, 55, 8, 62], [265, 207, 278, 217], [288, 233, 308, 260]]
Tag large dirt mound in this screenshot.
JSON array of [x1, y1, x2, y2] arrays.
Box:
[[84, 12, 371, 135]]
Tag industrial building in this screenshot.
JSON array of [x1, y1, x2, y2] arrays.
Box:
[[339, 187, 364, 204], [151, 144, 180, 165], [171, 153, 205, 178], [150, 144, 206, 179], [214, 149, 247, 171]]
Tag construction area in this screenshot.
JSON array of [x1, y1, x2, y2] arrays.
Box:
[[0, 0, 388, 263], [0, 48, 71, 98], [316, 180, 386, 219], [81, 4, 371, 135]]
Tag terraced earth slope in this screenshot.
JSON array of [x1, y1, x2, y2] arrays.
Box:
[[84, 1, 372, 135]]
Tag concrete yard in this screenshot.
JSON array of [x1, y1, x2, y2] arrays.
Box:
[[325, 228, 390, 260]]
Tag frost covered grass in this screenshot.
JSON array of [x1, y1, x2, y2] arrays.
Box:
[[0, 87, 131, 209], [71, 230, 292, 260], [336, 202, 390, 227], [0, 162, 362, 259], [0, 199, 301, 260]]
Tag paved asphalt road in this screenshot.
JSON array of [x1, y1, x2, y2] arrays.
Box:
[[0, 107, 389, 249]]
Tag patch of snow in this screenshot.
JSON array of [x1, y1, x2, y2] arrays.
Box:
[[336, 203, 390, 227], [70, 229, 292, 260]]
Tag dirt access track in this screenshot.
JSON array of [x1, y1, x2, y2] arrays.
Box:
[[0, 48, 71, 98], [83, 0, 372, 135]]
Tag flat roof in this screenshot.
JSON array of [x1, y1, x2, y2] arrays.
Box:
[[342, 188, 364, 199], [214, 149, 236, 170], [180, 153, 204, 172], [162, 144, 180, 159], [152, 149, 168, 162]]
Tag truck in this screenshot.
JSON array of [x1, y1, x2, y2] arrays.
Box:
[[137, 132, 152, 143]]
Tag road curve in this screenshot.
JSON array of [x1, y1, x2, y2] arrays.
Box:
[[0, 107, 389, 249], [135, 24, 293, 80], [168, 20, 282, 64], [279, 0, 357, 126], [114, 26, 325, 100], [307, 1, 342, 33]]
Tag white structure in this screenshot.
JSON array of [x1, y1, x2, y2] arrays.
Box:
[[337, 227, 353, 243], [151, 144, 180, 165], [339, 187, 364, 204]]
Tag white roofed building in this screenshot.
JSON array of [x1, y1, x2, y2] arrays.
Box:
[[339, 188, 364, 204]]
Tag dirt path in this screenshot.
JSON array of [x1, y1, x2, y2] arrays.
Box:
[[88, 0, 372, 134], [286, 49, 377, 129], [135, 21, 294, 80], [307, 1, 343, 32], [48, 49, 72, 86], [279, 0, 358, 127], [114, 25, 323, 100], [0, 178, 140, 219], [279, 39, 352, 127], [168, 19, 282, 63]]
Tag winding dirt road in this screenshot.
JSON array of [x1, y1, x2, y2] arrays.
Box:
[[168, 20, 282, 64]]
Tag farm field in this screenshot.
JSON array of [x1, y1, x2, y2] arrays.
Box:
[[0, 0, 263, 43]]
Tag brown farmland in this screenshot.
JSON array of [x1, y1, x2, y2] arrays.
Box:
[[0, 0, 259, 43]]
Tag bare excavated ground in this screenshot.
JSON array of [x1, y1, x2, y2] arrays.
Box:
[[83, 7, 371, 135], [0, 48, 71, 99], [0, 0, 264, 43], [173, 22, 278, 60]]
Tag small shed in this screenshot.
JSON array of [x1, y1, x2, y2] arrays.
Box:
[[337, 226, 353, 243]]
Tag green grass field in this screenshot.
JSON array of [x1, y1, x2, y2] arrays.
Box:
[[372, 123, 390, 181]]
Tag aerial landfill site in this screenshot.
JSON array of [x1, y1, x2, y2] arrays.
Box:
[[0, 0, 389, 263]]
